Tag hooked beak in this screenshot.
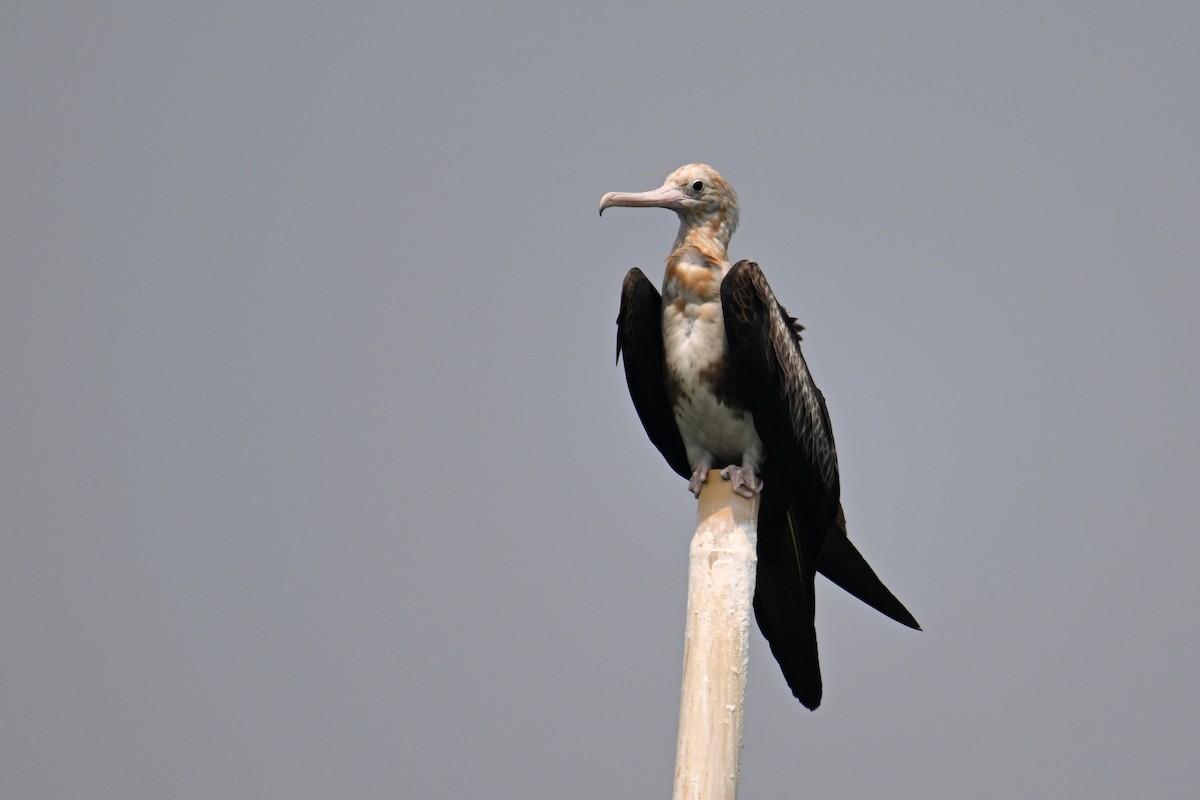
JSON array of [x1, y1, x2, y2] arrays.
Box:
[[599, 183, 685, 216]]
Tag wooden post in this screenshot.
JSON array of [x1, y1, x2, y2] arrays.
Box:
[[672, 470, 761, 800]]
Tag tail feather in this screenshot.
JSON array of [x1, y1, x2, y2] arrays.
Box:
[[751, 497, 918, 710], [754, 558, 822, 709], [753, 496, 822, 709], [818, 508, 921, 630]]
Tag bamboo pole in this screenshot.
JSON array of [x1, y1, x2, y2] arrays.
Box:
[[672, 470, 761, 800]]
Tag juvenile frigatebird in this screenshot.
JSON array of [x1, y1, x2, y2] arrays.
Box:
[[600, 164, 919, 710]]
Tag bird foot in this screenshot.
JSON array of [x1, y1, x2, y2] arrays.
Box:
[[720, 465, 763, 498], [687, 459, 712, 498]]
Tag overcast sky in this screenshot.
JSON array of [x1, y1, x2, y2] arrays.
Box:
[[3, 2, 1198, 798]]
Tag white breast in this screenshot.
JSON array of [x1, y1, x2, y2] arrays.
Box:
[[662, 287, 763, 467]]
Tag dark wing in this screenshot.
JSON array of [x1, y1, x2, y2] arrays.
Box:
[[722, 261, 919, 708], [722, 260, 838, 709], [721, 261, 841, 501], [616, 268, 689, 479]]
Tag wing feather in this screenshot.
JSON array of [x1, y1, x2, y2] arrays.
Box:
[[723, 260, 921, 651], [616, 268, 690, 478], [721, 260, 840, 496]]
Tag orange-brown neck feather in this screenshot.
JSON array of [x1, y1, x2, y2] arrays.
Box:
[[663, 211, 731, 303]]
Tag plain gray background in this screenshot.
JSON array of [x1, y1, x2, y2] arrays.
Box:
[[3, 2, 1198, 798]]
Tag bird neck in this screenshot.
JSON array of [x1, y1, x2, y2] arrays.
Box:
[[664, 225, 729, 305], [671, 219, 731, 267]]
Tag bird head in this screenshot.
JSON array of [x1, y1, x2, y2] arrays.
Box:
[[600, 163, 740, 251]]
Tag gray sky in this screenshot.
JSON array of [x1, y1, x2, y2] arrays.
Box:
[[3, 2, 1198, 798]]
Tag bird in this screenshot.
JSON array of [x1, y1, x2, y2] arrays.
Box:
[[600, 163, 919, 710]]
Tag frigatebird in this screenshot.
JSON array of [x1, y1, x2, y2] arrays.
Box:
[[600, 164, 919, 710]]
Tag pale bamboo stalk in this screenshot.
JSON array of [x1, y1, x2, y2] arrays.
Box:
[[672, 470, 761, 800]]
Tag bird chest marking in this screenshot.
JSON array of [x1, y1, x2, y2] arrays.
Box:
[[662, 287, 760, 464]]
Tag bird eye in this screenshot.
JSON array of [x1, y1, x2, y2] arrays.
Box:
[[692, 180, 704, 192]]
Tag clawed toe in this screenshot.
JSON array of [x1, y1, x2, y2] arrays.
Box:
[[688, 457, 713, 498], [720, 465, 763, 498]]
